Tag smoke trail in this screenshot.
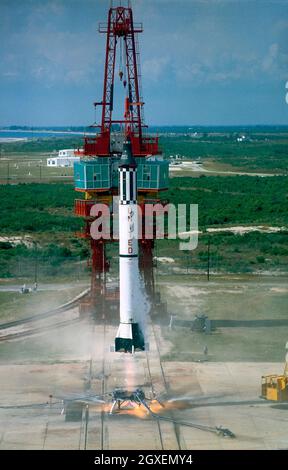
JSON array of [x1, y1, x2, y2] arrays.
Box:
[[133, 269, 150, 343]]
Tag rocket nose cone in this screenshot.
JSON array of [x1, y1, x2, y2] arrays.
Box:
[[121, 138, 136, 167]]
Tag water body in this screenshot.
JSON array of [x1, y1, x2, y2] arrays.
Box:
[[0, 130, 87, 140], [1, 124, 288, 140]]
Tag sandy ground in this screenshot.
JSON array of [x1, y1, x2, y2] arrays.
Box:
[[169, 161, 284, 177], [0, 314, 287, 450], [0, 276, 287, 449], [157, 278, 288, 364]]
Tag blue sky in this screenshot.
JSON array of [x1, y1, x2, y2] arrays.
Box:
[[0, 0, 288, 126]]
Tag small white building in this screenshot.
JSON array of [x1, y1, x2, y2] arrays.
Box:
[[47, 149, 82, 167]]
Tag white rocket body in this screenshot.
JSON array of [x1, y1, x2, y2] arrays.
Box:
[[119, 204, 138, 322], [115, 140, 145, 353]]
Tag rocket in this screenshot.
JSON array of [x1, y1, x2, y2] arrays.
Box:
[[115, 137, 145, 353]]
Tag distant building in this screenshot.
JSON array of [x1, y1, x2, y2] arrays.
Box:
[[47, 149, 83, 167]]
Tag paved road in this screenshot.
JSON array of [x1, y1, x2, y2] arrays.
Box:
[[0, 282, 89, 293]]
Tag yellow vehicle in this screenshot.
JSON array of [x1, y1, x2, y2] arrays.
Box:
[[261, 344, 288, 402]]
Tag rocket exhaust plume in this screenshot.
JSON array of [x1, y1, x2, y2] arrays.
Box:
[[115, 137, 145, 353]]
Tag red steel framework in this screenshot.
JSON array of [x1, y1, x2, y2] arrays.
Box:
[[76, 4, 166, 316], [84, 5, 160, 157]]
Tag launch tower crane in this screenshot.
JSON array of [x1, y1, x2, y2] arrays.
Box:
[[74, 3, 169, 319]]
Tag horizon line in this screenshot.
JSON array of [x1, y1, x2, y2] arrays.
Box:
[[1, 123, 288, 129]]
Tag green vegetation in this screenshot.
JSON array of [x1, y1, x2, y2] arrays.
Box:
[[0, 183, 80, 233], [0, 137, 82, 155], [1, 128, 287, 176], [155, 232, 288, 274], [0, 286, 85, 323], [165, 175, 288, 227], [159, 132, 288, 172], [0, 177, 286, 278], [0, 241, 89, 279], [0, 131, 287, 364], [0, 127, 287, 280], [0, 184, 86, 278]]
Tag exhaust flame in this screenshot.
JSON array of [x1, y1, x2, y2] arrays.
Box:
[[123, 355, 138, 389]]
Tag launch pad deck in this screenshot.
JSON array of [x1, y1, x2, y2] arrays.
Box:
[[0, 317, 287, 450]]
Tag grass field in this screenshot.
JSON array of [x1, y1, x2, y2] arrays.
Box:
[[160, 131, 288, 173], [0, 156, 74, 183], [0, 131, 286, 297], [0, 176, 286, 281], [160, 277, 288, 362], [1, 127, 288, 177], [0, 285, 86, 324]]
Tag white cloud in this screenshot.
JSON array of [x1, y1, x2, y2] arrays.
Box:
[[1, 27, 100, 85], [262, 43, 279, 71], [2, 71, 18, 77], [142, 57, 170, 82], [1, 0, 287, 89], [0, 1, 102, 85], [261, 43, 288, 78]]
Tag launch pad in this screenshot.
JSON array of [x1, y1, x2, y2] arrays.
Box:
[[109, 388, 151, 414], [1, 277, 288, 448]]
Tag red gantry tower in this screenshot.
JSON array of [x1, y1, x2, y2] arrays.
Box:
[[74, 2, 169, 317]]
